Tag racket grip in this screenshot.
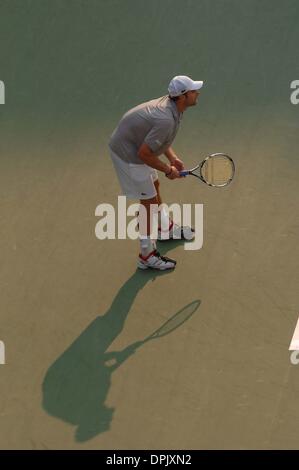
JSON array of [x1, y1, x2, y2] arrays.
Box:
[[179, 170, 189, 177]]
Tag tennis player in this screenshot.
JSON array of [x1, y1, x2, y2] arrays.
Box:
[[109, 75, 203, 270]]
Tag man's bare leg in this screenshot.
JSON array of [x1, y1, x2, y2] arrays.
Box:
[[137, 179, 176, 269], [154, 179, 171, 233], [138, 179, 162, 256], [139, 179, 163, 240], [154, 179, 162, 206], [139, 195, 158, 234]]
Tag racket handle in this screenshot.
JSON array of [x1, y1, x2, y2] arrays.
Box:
[[180, 170, 189, 177]]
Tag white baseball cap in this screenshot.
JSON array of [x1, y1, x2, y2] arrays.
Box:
[[168, 75, 203, 97]]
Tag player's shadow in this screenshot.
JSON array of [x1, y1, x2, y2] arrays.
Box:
[[42, 241, 200, 442]]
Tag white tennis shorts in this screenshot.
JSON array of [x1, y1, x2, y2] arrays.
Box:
[[109, 148, 158, 200]]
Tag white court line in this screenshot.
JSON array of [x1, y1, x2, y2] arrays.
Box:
[[0, 81, 4, 104], [0, 341, 5, 364], [289, 315, 299, 350]]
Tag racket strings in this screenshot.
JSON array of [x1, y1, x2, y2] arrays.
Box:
[[201, 155, 234, 186]]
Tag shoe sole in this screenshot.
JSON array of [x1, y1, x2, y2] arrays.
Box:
[[137, 261, 176, 271], [157, 236, 195, 241]]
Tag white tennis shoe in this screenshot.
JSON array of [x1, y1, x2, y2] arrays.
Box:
[[137, 250, 176, 270], [157, 221, 195, 241]]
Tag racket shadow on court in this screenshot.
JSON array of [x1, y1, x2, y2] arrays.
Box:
[[42, 243, 201, 443]]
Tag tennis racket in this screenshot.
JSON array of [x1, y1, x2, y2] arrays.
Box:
[[180, 153, 235, 187]]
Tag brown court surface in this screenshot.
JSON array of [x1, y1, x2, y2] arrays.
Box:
[[1, 0, 299, 449]]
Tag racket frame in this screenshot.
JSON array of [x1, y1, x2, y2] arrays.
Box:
[[184, 153, 235, 187]]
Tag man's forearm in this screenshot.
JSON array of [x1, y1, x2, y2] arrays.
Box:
[[138, 143, 171, 173], [164, 146, 178, 163], [139, 153, 171, 173]]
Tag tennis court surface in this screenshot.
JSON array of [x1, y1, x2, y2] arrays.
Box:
[[1, 0, 299, 449]]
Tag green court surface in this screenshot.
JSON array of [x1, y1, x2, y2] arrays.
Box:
[[1, 0, 299, 449]]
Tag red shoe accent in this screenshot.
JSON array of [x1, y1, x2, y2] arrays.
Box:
[[139, 249, 156, 261], [158, 220, 174, 232]]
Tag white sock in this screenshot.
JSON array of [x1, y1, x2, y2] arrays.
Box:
[[140, 236, 155, 257], [158, 207, 170, 231]]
